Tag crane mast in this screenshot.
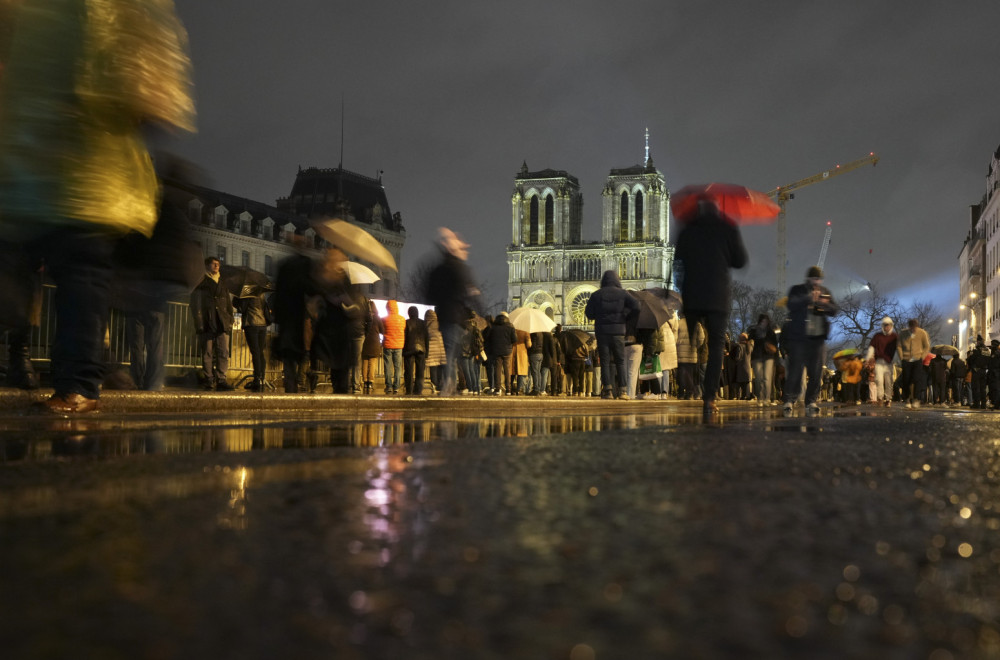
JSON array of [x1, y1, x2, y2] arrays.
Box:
[[817, 221, 832, 270], [768, 153, 878, 292]]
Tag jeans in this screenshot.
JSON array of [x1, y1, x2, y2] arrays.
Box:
[[596, 333, 625, 395], [349, 336, 364, 392], [529, 353, 543, 393], [199, 331, 230, 386], [461, 357, 481, 393], [874, 360, 894, 403], [784, 338, 826, 405], [624, 344, 643, 398], [899, 360, 927, 403], [751, 358, 774, 402], [383, 347, 402, 392], [440, 323, 463, 395], [404, 352, 426, 394], [126, 308, 165, 391]]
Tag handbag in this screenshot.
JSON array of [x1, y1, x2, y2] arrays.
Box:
[[638, 355, 662, 381]]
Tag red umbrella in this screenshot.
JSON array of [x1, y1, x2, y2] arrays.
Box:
[[672, 183, 780, 225]]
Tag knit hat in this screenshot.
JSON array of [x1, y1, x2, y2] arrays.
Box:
[[806, 266, 823, 279]]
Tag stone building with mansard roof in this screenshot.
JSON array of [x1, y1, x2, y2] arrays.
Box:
[[507, 138, 674, 328], [181, 166, 405, 299]]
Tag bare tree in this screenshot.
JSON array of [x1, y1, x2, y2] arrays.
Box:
[[833, 282, 904, 350], [729, 281, 785, 338], [900, 299, 945, 344]]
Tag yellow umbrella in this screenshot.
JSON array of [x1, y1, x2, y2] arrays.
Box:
[[312, 218, 398, 271]]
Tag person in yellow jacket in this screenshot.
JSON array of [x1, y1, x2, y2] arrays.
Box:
[[0, 0, 195, 413], [897, 318, 930, 409]]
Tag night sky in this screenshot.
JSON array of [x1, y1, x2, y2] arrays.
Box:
[[170, 1, 1000, 312]]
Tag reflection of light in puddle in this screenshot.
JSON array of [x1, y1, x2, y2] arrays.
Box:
[[765, 425, 824, 433]]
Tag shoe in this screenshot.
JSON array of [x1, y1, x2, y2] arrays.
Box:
[[782, 403, 794, 417], [912, 401, 920, 409], [216, 381, 234, 392], [202, 383, 215, 391], [884, 400, 890, 408], [905, 402, 912, 409], [43, 392, 99, 414], [703, 401, 719, 415], [806, 402, 819, 417], [601, 391, 613, 399], [618, 394, 631, 401]]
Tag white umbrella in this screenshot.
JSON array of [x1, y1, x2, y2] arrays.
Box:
[[508, 307, 556, 333], [340, 261, 380, 284], [312, 218, 398, 271]]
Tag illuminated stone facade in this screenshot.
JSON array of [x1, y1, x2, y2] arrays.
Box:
[[507, 157, 674, 328]]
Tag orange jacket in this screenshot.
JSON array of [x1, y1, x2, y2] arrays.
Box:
[[382, 300, 405, 349]]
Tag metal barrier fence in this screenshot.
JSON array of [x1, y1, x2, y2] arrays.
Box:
[[2, 285, 386, 389]]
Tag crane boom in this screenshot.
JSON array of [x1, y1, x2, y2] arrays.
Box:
[[817, 221, 832, 270], [769, 152, 878, 293]]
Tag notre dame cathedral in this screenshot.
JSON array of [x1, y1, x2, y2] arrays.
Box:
[[506, 140, 674, 328]]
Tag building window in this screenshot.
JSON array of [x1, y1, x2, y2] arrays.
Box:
[[217, 246, 227, 263], [544, 195, 554, 244], [529, 196, 539, 245], [264, 255, 274, 277], [619, 192, 629, 241], [635, 191, 644, 240], [242, 250, 250, 267]]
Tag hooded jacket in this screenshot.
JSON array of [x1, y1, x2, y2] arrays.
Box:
[[382, 300, 405, 349], [584, 270, 639, 336]]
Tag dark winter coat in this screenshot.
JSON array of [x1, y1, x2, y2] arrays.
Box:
[[362, 301, 385, 359], [190, 274, 233, 335], [403, 312, 429, 357], [485, 315, 517, 357], [273, 253, 320, 360], [673, 206, 748, 313], [950, 357, 967, 381], [584, 270, 639, 336], [749, 322, 779, 360], [784, 281, 838, 341], [426, 251, 480, 325]]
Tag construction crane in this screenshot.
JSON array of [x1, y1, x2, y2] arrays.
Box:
[[766, 152, 879, 293], [817, 221, 832, 270]]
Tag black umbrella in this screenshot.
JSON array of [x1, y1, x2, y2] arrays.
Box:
[[630, 290, 673, 329], [561, 328, 594, 358], [220, 265, 273, 298]]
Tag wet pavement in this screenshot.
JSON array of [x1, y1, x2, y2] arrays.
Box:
[[3, 394, 1000, 659]]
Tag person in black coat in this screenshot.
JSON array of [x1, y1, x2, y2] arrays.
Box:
[[190, 257, 234, 390], [485, 312, 517, 395], [584, 270, 639, 399], [674, 200, 748, 413], [781, 265, 839, 416], [273, 244, 320, 393], [949, 354, 967, 405], [403, 306, 429, 395]]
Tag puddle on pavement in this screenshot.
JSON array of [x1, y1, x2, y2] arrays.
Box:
[[0, 407, 790, 462]]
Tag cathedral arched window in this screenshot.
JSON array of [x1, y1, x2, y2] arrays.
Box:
[[635, 191, 644, 240], [544, 195, 554, 244], [619, 192, 629, 241], [529, 196, 539, 245]]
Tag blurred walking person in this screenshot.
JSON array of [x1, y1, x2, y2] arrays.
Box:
[[425, 228, 480, 396], [866, 317, 897, 407], [673, 200, 748, 415], [781, 266, 839, 417], [0, 0, 195, 412]]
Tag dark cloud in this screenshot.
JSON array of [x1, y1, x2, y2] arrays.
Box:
[[172, 0, 999, 312]]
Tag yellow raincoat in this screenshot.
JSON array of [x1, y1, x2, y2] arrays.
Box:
[[0, 0, 195, 240]]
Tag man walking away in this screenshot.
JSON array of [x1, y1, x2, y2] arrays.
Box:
[[673, 200, 749, 415]]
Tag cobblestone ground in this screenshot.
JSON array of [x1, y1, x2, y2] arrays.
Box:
[[2, 398, 1000, 659]]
